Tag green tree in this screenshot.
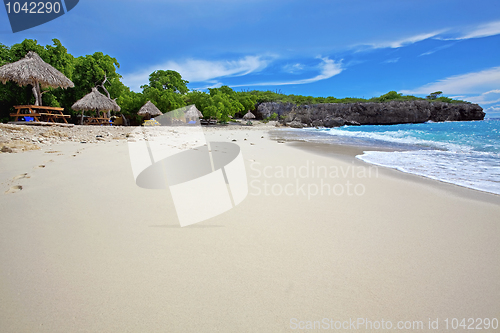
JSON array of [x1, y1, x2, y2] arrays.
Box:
[[427, 91, 443, 100], [71, 52, 122, 99], [208, 86, 245, 122], [140, 70, 188, 113], [146, 70, 189, 94], [116, 87, 147, 120]]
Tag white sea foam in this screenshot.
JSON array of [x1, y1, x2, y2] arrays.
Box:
[[300, 120, 500, 195], [357, 150, 500, 195], [321, 127, 471, 152]]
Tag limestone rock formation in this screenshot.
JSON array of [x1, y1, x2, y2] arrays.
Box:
[[256, 101, 485, 128]]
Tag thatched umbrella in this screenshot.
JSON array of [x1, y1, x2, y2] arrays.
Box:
[[0, 51, 74, 106], [184, 104, 203, 120], [243, 111, 256, 120], [137, 101, 162, 120], [72, 87, 120, 124]]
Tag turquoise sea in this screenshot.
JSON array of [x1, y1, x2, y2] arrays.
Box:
[[298, 119, 500, 195]]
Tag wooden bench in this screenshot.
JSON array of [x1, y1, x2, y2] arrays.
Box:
[[11, 105, 69, 124], [40, 113, 70, 117], [10, 113, 42, 120], [40, 113, 71, 123], [84, 117, 111, 125]]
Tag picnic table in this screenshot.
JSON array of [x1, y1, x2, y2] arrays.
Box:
[[10, 105, 70, 124], [84, 117, 111, 125]]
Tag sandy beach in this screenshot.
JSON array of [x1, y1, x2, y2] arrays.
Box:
[[1, 124, 499, 332]]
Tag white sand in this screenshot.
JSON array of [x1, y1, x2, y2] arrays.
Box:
[[0, 126, 499, 332]]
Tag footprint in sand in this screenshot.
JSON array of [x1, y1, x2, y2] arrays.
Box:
[[5, 185, 22, 194], [38, 165, 45, 168], [13, 173, 30, 180]]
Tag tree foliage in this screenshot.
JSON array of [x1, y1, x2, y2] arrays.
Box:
[[140, 70, 188, 113]]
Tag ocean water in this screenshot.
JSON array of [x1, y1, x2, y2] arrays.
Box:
[[299, 119, 500, 195]]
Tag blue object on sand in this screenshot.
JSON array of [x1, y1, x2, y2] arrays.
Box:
[[188, 120, 196, 124], [24, 116, 33, 122]]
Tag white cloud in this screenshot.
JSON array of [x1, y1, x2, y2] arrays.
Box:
[[484, 105, 500, 118], [382, 58, 399, 64], [360, 30, 445, 50], [233, 57, 342, 87], [419, 43, 454, 56], [283, 63, 304, 74], [122, 55, 270, 92], [191, 81, 223, 91], [400, 66, 500, 95], [357, 20, 500, 52], [165, 56, 269, 82], [445, 20, 500, 40], [465, 90, 500, 105]]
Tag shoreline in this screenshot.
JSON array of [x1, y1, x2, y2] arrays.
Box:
[[270, 128, 500, 206]]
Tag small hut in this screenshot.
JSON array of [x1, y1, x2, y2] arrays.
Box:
[[184, 105, 203, 122], [243, 111, 256, 120], [72, 87, 120, 125], [137, 101, 162, 120], [0, 51, 74, 106], [243, 111, 256, 125]]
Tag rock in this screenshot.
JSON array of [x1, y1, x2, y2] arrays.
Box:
[[256, 102, 295, 119], [1, 146, 13, 153], [258, 100, 484, 127], [312, 120, 323, 127], [288, 121, 304, 128], [323, 117, 345, 128]]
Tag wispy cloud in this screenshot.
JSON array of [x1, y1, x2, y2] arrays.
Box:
[[400, 66, 500, 95], [122, 55, 271, 92], [419, 43, 455, 56], [465, 90, 500, 105], [442, 20, 500, 40], [382, 58, 400, 64], [360, 30, 445, 50], [232, 57, 343, 87], [282, 63, 304, 74], [165, 56, 270, 82], [357, 20, 500, 52], [191, 81, 224, 91], [484, 105, 500, 118]]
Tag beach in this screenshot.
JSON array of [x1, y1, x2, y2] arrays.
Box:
[[1, 123, 499, 332]]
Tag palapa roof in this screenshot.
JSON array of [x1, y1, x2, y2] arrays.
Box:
[[0, 51, 74, 89], [243, 111, 256, 119], [137, 101, 162, 117], [184, 104, 203, 118], [71, 87, 121, 112]]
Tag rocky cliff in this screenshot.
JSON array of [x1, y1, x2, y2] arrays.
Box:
[[256, 101, 485, 127]]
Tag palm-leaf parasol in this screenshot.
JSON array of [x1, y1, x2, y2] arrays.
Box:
[[0, 51, 74, 106], [72, 87, 120, 124], [184, 104, 203, 119], [137, 101, 162, 118], [243, 111, 256, 120]]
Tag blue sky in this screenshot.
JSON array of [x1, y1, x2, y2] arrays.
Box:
[[1, 0, 500, 117]]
